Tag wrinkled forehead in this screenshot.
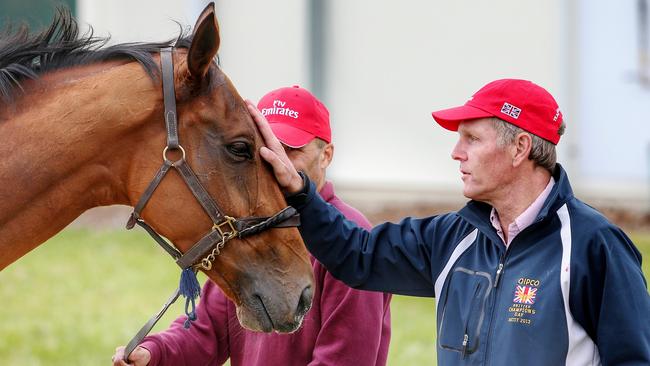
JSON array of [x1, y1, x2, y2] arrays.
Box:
[[457, 117, 497, 134]]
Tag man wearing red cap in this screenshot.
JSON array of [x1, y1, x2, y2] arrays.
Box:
[[250, 79, 650, 365], [113, 86, 391, 366]]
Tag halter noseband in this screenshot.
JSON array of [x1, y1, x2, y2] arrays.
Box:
[[123, 47, 300, 361]]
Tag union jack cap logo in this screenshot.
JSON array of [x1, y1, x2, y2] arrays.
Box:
[[500, 102, 521, 119], [513, 285, 537, 304]]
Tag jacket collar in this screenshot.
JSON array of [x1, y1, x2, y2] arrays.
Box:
[[457, 163, 574, 236]]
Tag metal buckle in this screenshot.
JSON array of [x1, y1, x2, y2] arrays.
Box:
[[212, 216, 238, 238]]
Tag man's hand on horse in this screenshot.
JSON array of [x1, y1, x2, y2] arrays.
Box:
[[247, 100, 304, 195], [112, 346, 151, 366]]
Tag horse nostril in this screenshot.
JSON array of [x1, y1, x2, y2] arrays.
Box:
[[296, 285, 313, 316]]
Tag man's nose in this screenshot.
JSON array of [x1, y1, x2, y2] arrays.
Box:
[[451, 142, 465, 161]]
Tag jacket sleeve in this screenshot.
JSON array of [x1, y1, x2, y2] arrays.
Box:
[[289, 179, 464, 297], [308, 265, 391, 366], [139, 281, 230, 366], [570, 225, 650, 365]]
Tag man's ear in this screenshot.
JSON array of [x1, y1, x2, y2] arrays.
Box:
[[320, 143, 334, 170], [512, 133, 532, 167]]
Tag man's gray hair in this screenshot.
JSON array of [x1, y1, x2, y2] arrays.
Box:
[[491, 118, 566, 173], [314, 138, 328, 149]]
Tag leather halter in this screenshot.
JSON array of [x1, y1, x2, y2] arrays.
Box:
[[123, 47, 300, 361]]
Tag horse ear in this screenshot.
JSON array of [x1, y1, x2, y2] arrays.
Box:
[[187, 2, 220, 80]]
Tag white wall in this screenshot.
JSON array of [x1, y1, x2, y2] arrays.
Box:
[[213, 0, 310, 102], [323, 1, 563, 203], [77, 0, 310, 114], [570, 0, 650, 206], [78, 0, 206, 43]]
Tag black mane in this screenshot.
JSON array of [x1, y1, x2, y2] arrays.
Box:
[[0, 7, 192, 103]]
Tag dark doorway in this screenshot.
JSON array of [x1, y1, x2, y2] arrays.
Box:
[[0, 0, 76, 30]]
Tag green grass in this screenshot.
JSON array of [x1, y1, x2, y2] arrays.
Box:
[[388, 295, 437, 364], [0, 230, 187, 365], [631, 233, 650, 279], [1, 229, 648, 365]]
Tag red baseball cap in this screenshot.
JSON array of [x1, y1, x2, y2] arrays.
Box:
[[431, 79, 563, 144], [257, 85, 331, 148]]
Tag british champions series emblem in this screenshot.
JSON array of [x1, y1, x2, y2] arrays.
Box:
[[513, 285, 537, 305]]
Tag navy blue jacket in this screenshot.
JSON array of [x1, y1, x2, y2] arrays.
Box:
[[289, 165, 650, 365]]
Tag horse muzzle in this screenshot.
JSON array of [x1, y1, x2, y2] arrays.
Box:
[[237, 283, 313, 333]]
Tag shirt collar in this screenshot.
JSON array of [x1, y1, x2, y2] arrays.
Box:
[[490, 176, 555, 245], [514, 176, 555, 231]]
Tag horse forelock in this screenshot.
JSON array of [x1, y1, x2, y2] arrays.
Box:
[[0, 7, 207, 105]]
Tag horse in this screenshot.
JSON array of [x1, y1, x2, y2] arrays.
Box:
[[0, 3, 314, 334]]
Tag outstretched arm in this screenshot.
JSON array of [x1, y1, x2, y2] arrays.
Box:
[[249, 101, 454, 296]]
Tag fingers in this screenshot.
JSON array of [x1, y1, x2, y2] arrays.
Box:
[[259, 146, 292, 184], [129, 347, 152, 366], [246, 100, 285, 154], [112, 346, 151, 366], [247, 100, 304, 194], [112, 346, 129, 366], [246, 99, 292, 166], [260, 146, 304, 194]]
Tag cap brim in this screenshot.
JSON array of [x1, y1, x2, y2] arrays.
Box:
[[269, 123, 315, 148], [431, 105, 495, 131]]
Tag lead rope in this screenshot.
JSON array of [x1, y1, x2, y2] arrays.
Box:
[[128, 212, 202, 330], [123, 216, 203, 361], [179, 267, 201, 328]]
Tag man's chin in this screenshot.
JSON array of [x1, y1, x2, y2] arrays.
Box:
[[462, 187, 479, 201], [462, 186, 473, 199]]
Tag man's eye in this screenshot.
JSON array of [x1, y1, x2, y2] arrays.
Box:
[[227, 142, 253, 160]]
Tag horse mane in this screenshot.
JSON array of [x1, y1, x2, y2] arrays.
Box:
[[0, 7, 193, 103]]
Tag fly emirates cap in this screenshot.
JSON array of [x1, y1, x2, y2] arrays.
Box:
[[258, 85, 331, 148]]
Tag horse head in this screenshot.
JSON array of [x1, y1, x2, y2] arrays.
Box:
[[125, 4, 314, 332]]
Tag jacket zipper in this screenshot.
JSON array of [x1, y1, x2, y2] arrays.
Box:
[[483, 250, 509, 366], [482, 213, 547, 364], [494, 262, 504, 288], [461, 334, 469, 358], [460, 282, 481, 359]]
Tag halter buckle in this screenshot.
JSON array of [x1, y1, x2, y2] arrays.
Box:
[[162, 145, 186, 166], [212, 216, 238, 238]]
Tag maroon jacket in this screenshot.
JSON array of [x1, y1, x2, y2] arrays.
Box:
[[141, 181, 392, 365]]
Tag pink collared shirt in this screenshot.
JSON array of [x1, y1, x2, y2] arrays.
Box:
[[490, 177, 555, 247]]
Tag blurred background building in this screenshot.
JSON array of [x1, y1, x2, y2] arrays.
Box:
[[2, 0, 650, 223]]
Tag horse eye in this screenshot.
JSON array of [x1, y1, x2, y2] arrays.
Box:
[[227, 142, 253, 160]]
